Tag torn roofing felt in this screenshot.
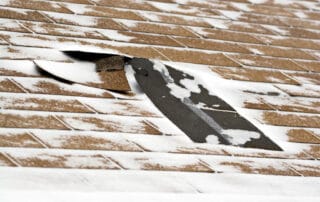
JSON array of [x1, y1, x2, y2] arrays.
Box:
[[129, 58, 282, 151], [34, 51, 131, 92]]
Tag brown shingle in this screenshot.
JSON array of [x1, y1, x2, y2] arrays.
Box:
[[0, 113, 69, 130], [0, 153, 16, 167], [0, 96, 92, 113], [211, 66, 299, 85], [118, 20, 197, 37], [194, 28, 264, 44], [0, 79, 24, 93], [14, 78, 114, 98], [0, 132, 44, 148], [262, 111, 320, 128], [295, 61, 320, 73], [115, 31, 182, 47], [81, 6, 144, 20], [3, 0, 73, 14], [287, 129, 320, 144], [156, 48, 240, 66], [219, 161, 299, 176], [229, 54, 306, 71], [173, 37, 251, 53], [40, 134, 143, 152], [93, 0, 160, 11], [0, 8, 50, 22], [258, 36, 320, 50], [288, 72, 320, 85], [59, 116, 162, 135], [142, 12, 212, 27], [12, 153, 120, 169], [23, 21, 107, 40], [245, 44, 317, 60]]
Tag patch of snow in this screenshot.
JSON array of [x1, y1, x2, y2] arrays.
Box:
[[0, 60, 40, 76], [262, 25, 289, 35], [34, 60, 101, 84], [167, 83, 191, 99], [149, 1, 198, 14], [231, 3, 252, 12], [205, 135, 220, 144], [204, 18, 230, 29], [294, 11, 308, 18], [248, 0, 268, 4], [219, 10, 243, 20], [222, 129, 261, 145], [99, 29, 135, 42], [248, 47, 264, 55]]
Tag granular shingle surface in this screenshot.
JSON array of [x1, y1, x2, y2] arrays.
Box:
[[0, 0, 320, 201]]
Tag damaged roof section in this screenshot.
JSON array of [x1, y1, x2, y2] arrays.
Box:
[[0, 0, 320, 196], [34, 52, 131, 92], [129, 58, 282, 151]]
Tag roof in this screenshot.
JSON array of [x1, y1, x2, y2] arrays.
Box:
[[0, 0, 320, 201]]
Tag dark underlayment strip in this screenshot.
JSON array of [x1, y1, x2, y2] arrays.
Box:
[[130, 58, 282, 151]]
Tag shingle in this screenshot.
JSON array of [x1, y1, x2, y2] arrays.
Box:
[[66, 4, 145, 20], [258, 35, 320, 50], [58, 115, 162, 135], [173, 37, 251, 53], [36, 133, 143, 152], [0, 0, 73, 14], [13, 77, 114, 98], [245, 44, 317, 60], [262, 111, 320, 128], [229, 54, 306, 71], [117, 20, 198, 37], [0, 19, 30, 33], [10, 152, 120, 169], [0, 132, 44, 148], [0, 95, 92, 113], [140, 12, 212, 27], [211, 66, 299, 85], [275, 84, 320, 98], [287, 129, 320, 144], [0, 7, 51, 22], [193, 28, 264, 44], [0, 153, 16, 166], [22, 21, 107, 40], [295, 60, 320, 73], [0, 78, 24, 93], [0, 112, 69, 130], [156, 48, 241, 66]]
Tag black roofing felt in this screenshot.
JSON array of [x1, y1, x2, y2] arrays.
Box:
[[130, 58, 282, 151]]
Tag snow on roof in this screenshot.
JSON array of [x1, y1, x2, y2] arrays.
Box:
[[0, 0, 320, 200]]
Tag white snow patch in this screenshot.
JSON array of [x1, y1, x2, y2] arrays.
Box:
[[295, 11, 308, 18], [222, 129, 261, 145], [34, 60, 101, 84], [219, 10, 243, 20], [205, 18, 230, 29], [231, 3, 252, 11], [248, 47, 264, 55], [99, 29, 134, 42], [262, 25, 289, 35], [205, 135, 220, 144], [167, 83, 191, 99]]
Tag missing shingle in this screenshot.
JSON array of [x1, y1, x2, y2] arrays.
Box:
[[129, 58, 282, 151]]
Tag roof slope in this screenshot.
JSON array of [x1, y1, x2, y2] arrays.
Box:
[[0, 0, 320, 200]]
